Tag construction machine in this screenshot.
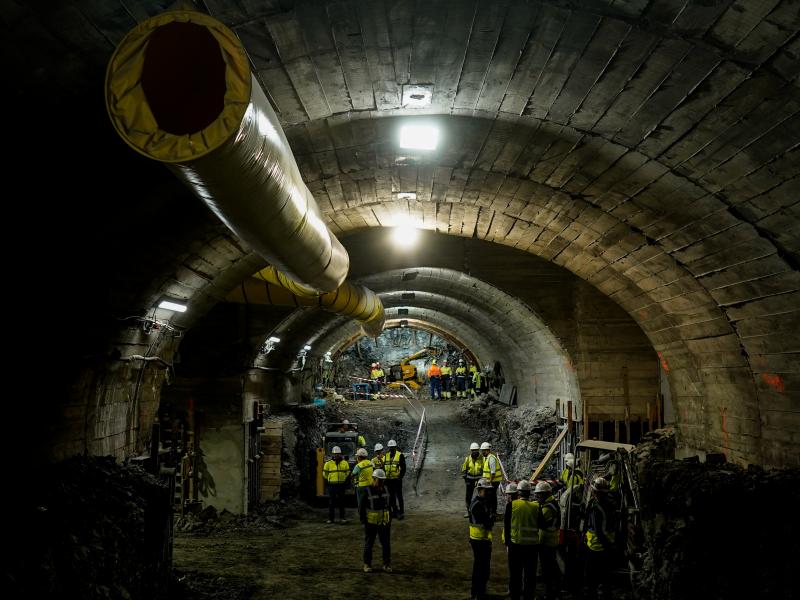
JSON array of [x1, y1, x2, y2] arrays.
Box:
[[386, 347, 438, 390], [314, 422, 364, 499]]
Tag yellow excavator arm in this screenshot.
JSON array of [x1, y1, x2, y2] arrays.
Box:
[[400, 347, 436, 366]]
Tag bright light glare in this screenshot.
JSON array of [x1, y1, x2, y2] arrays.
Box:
[[303, 344, 312, 351], [158, 300, 187, 313], [268, 336, 281, 343], [399, 124, 439, 150], [392, 224, 420, 248]]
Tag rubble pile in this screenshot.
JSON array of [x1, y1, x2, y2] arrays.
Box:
[[174, 501, 292, 535], [457, 396, 560, 480], [171, 569, 255, 600], [633, 432, 800, 599], [7, 455, 172, 600]]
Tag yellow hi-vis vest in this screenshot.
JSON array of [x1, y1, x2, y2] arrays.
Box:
[[355, 459, 374, 487], [440, 366, 452, 376], [561, 466, 585, 488], [365, 486, 390, 525], [462, 455, 484, 479], [539, 496, 560, 547], [384, 450, 403, 478], [323, 458, 350, 484], [510, 499, 540, 545], [586, 500, 616, 551], [482, 453, 503, 482]]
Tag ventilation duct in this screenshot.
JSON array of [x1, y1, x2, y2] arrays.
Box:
[[104, 10, 348, 293], [228, 267, 384, 338]]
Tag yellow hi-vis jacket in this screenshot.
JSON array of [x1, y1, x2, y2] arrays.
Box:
[[509, 499, 540, 545], [560, 466, 585, 488], [370, 368, 385, 380], [539, 495, 560, 547], [586, 499, 616, 551], [323, 458, 350, 484], [440, 365, 452, 376], [482, 453, 503, 482], [364, 486, 390, 525], [461, 455, 484, 480], [384, 450, 403, 479], [354, 459, 374, 487]]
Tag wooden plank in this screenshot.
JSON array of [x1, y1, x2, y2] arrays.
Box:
[[529, 426, 567, 481]]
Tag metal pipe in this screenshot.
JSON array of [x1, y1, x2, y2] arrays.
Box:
[[105, 10, 348, 292]]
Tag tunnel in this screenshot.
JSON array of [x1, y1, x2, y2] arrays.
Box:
[[5, 1, 800, 599]]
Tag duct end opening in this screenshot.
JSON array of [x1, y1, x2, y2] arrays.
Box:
[[142, 22, 226, 135]]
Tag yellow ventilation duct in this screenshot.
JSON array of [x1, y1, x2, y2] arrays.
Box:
[[228, 267, 385, 338], [104, 10, 348, 293]]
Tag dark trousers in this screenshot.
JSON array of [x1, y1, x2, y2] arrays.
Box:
[[465, 479, 477, 510], [430, 376, 442, 399], [327, 483, 346, 520], [539, 545, 560, 598], [508, 544, 538, 600], [584, 548, 613, 600], [363, 523, 391, 566], [356, 486, 369, 511], [488, 482, 500, 517], [386, 478, 404, 516], [469, 539, 492, 598]]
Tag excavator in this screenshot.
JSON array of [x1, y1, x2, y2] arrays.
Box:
[[386, 347, 438, 390]]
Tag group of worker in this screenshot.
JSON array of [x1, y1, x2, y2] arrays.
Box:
[[427, 358, 482, 401], [322, 436, 407, 573], [463, 444, 619, 600]]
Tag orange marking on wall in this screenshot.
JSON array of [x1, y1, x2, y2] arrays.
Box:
[[564, 359, 575, 372], [720, 407, 729, 461], [657, 351, 670, 373], [761, 373, 785, 392]]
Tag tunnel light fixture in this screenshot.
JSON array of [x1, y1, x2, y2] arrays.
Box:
[[392, 222, 420, 248], [399, 124, 439, 150], [303, 344, 312, 351], [268, 336, 281, 343], [157, 297, 188, 313], [260, 336, 281, 355]]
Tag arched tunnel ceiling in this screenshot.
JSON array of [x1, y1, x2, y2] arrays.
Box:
[[259, 266, 581, 406], [9, 0, 798, 468]]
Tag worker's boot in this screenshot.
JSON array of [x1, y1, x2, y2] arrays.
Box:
[[363, 564, 373, 573]]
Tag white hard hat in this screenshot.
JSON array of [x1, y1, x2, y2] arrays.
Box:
[[372, 468, 387, 479], [459, 359, 464, 363], [356, 448, 368, 457], [387, 439, 397, 447], [480, 442, 491, 450], [343, 419, 350, 424], [592, 477, 610, 492], [374, 443, 384, 452], [477, 478, 493, 489], [332, 446, 342, 454], [470, 442, 480, 450], [505, 482, 518, 494], [517, 480, 531, 493], [534, 481, 552, 493]]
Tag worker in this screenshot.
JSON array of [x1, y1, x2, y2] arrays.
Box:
[[504, 479, 540, 600], [468, 478, 495, 600], [461, 442, 485, 517], [370, 362, 385, 396], [455, 359, 468, 398], [469, 364, 482, 398], [427, 359, 442, 400], [534, 481, 561, 600], [361, 468, 392, 573], [321, 351, 334, 386], [372, 442, 386, 471], [341, 419, 366, 449], [383, 439, 406, 520], [560, 452, 584, 489], [480, 442, 503, 518], [352, 447, 374, 511], [440, 359, 453, 399], [323, 446, 350, 524], [584, 477, 617, 600]]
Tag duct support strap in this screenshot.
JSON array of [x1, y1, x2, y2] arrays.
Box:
[[104, 10, 348, 293]]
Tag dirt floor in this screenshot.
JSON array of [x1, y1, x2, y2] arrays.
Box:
[[173, 397, 610, 600]]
